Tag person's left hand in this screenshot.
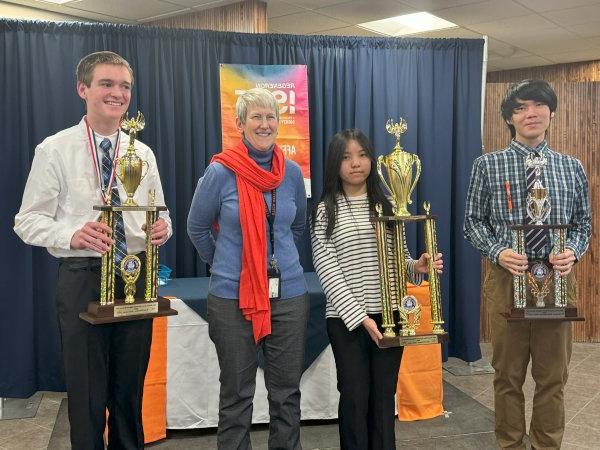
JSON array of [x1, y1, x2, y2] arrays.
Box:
[[414, 252, 443, 274], [549, 249, 576, 275], [142, 218, 169, 246]]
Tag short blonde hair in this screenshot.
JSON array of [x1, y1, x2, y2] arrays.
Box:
[[235, 88, 279, 123], [76, 51, 134, 87]]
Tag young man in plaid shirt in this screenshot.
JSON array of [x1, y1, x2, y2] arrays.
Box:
[[464, 80, 591, 449]]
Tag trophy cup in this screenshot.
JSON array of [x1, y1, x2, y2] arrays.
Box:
[[80, 112, 177, 324], [373, 118, 447, 347], [504, 152, 582, 322]]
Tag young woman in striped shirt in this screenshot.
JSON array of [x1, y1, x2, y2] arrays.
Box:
[[311, 128, 442, 450]]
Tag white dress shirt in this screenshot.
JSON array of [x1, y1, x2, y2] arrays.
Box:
[[14, 117, 172, 258]]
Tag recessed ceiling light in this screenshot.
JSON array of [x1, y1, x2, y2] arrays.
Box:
[[33, 0, 75, 4], [359, 12, 458, 37]]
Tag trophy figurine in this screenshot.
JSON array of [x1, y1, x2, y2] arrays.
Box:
[[377, 118, 421, 217], [505, 153, 582, 322], [116, 112, 149, 206], [79, 111, 177, 324], [373, 118, 447, 347]]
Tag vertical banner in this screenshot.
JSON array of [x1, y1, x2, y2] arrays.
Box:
[[220, 64, 312, 197]]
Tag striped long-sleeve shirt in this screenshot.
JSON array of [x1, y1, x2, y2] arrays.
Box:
[[464, 140, 591, 263], [311, 193, 422, 331]]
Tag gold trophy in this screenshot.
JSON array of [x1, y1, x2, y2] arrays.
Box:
[[373, 118, 447, 347], [377, 118, 421, 217], [116, 112, 149, 206], [505, 152, 582, 322], [79, 112, 177, 324]]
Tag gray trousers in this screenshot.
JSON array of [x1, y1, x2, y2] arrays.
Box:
[[208, 293, 309, 450]]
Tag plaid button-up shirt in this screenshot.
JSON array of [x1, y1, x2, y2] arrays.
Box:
[[464, 139, 591, 263]]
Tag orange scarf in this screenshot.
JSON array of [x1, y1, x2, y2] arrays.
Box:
[[212, 140, 286, 342]]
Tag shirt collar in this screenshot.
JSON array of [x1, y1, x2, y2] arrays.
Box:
[[510, 139, 548, 157]]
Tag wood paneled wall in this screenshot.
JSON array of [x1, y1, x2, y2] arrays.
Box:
[[487, 60, 600, 83], [481, 81, 599, 342], [145, 0, 267, 33]]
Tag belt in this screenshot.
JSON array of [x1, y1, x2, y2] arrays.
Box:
[[60, 252, 146, 270]]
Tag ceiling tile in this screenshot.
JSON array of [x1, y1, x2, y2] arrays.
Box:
[[541, 3, 600, 26], [513, 0, 600, 13], [159, 0, 228, 7], [275, 0, 351, 10], [565, 21, 600, 38], [267, 0, 305, 18], [309, 25, 383, 37], [268, 10, 350, 34], [315, 0, 416, 25], [544, 47, 600, 63], [468, 14, 556, 36], [61, 7, 129, 22], [190, 0, 239, 10], [65, 0, 182, 21], [433, 0, 532, 26], [411, 27, 483, 38], [398, 0, 487, 11], [526, 36, 593, 54], [490, 55, 554, 70], [487, 39, 532, 59], [490, 26, 577, 50], [0, 0, 89, 20]]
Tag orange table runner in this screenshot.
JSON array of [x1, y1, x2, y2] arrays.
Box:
[[397, 282, 444, 421], [142, 317, 167, 443]]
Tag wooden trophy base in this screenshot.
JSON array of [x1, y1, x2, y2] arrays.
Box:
[[79, 296, 178, 324], [503, 306, 584, 322], [378, 332, 448, 348]]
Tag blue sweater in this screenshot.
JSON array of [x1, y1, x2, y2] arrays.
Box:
[[187, 142, 307, 300]]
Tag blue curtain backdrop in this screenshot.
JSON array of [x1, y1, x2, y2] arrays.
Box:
[[0, 19, 484, 398]]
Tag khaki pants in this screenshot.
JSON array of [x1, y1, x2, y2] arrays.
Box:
[[484, 262, 576, 450]]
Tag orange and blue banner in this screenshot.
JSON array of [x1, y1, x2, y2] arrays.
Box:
[[219, 64, 311, 196]]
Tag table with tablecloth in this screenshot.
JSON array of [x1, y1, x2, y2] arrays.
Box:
[[160, 273, 339, 429], [141, 274, 443, 442]]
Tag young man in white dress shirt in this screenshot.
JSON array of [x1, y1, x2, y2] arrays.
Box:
[[14, 51, 172, 450]]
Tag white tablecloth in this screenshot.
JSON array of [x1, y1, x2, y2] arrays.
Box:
[[166, 298, 340, 429]]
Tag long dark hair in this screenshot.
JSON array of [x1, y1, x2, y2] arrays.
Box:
[[311, 129, 393, 238]]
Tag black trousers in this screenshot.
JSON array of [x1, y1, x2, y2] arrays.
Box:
[[327, 315, 403, 450], [55, 256, 152, 450]]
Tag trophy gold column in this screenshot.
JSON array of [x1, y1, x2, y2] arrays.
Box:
[[373, 118, 447, 347], [80, 112, 177, 324]]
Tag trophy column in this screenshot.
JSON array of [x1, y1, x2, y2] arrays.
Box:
[[100, 208, 116, 305], [423, 202, 444, 335]]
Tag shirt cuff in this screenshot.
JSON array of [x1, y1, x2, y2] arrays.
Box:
[[489, 244, 509, 264], [564, 245, 580, 262], [57, 225, 80, 250], [344, 311, 368, 332]]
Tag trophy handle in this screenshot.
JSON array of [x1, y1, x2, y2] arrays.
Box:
[[114, 157, 125, 185], [377, 155, 394, 198], [140, 160, 149, 183], [407, 156, 421, 205]]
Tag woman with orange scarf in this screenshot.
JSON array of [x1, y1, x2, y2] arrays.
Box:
[[187, 88, 308, 450]]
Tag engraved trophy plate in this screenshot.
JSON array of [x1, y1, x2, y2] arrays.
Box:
[[374, 118, 448, 347], [79, 111, 177, 325]]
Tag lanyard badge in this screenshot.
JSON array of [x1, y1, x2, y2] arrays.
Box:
[[266, 190, 281, 300], [267, 257, 281, 300]]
